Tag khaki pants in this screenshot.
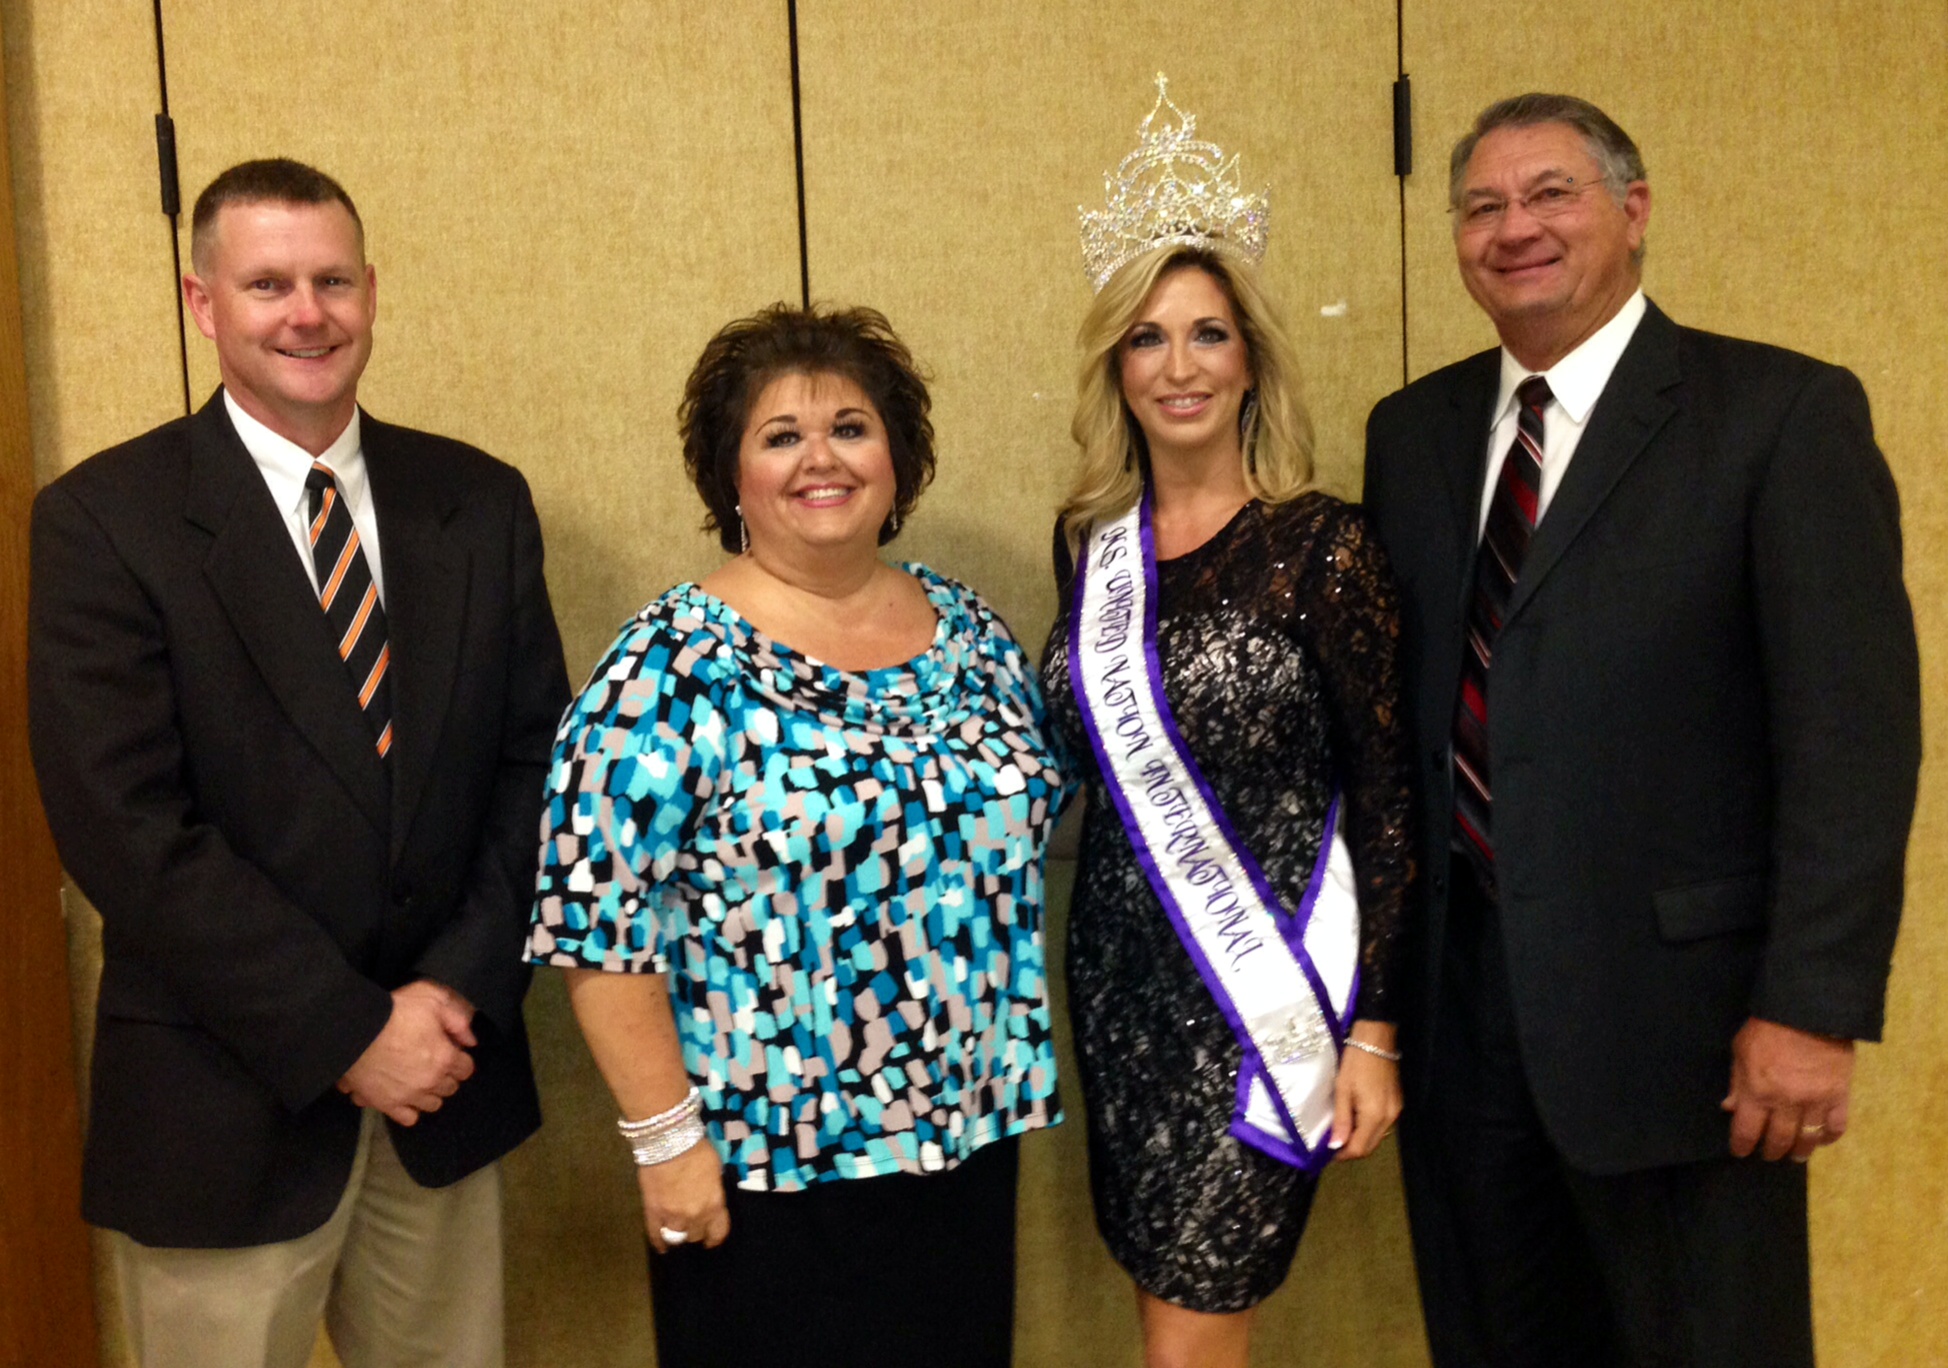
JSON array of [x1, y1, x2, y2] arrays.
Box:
[[110, 1110, 504, 1368]]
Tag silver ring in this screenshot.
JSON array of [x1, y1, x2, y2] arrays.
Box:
[[658, 1226, 688, 1246]]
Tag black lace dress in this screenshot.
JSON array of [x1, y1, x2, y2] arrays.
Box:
[[1041, 492, 1417, 1313]]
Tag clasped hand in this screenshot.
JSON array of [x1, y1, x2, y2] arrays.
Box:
[[337, 979, 478, 1125], [1722, 1017, 1854, 1163]]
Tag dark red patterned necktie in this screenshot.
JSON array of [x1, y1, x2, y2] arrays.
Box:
[[306, 463, 393, 760], [1452, 375, 1550, 890]]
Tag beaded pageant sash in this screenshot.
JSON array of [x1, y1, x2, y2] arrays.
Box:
[[1066, 494, 1361, 1171]]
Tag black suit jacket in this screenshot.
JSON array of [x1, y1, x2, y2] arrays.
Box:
[[1362, 301, 1919, 1174], [28, 393, 570, 1246]]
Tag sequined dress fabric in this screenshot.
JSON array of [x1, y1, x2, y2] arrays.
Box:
[[1042, 493, 1417, 1311]]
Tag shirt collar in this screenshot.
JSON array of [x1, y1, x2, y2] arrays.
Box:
[[223, 390, 365, 516], [1492, 288, 1648, 428]]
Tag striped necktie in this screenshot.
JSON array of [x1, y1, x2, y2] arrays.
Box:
[[1451, 374, 1551, 892], [306, 462, 394, 760]]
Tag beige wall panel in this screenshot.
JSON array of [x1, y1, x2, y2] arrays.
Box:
[[3, 0, 180, 483], [798, 8, 1424, 1366], [1402, 5, 1948, 1364], [162, 0, 800, 678], [798, 4, 1407, 651], [99, 5, 800, 1365]]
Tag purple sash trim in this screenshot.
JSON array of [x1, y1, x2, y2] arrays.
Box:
[[1066, 492, 1357, 1173], [1283, 795, 1356, 1042]]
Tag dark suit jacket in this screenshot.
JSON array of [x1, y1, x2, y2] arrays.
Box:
[[1362, 301, 1919, 1174], [28, 393, 570, 1247]]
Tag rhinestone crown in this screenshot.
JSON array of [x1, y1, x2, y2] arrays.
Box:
[[1079, 74, 1270, 293]]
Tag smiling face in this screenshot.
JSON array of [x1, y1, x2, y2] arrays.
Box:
[[1118, 264, 1254, 467], [1453, 121, 1649, 370], [183, 199, 376, 454], [735, 370, 896, 562]]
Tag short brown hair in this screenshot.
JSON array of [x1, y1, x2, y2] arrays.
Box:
[[679, 305, 936, 554], [190, 159, 363, 274]]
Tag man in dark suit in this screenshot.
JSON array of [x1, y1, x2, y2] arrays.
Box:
[[28, 159, 569, 1367], [1362, 96, 1919, 1367]]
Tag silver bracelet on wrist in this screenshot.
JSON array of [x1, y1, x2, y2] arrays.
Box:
[[1344, 1038, 1402, 1063], [617, 1085, 701, 1141], [626, 1115, 707, 1167], [618, 1086, 707, 1165]]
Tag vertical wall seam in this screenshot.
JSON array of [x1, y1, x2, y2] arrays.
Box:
[[152, 0, 190, 415], [787, 0, 810, 309], [1395, 0, 1410, 387]]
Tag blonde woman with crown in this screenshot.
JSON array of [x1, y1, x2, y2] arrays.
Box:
[[1041, 78, 1417, 1366]]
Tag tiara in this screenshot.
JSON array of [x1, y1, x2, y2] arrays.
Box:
[[1079, 74, 1270, 293]]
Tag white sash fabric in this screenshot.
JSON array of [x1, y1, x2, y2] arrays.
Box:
[[1067, 496, 1361, 1170]]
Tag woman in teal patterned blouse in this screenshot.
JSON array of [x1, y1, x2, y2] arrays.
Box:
[[527, 305, 1069, 1368]]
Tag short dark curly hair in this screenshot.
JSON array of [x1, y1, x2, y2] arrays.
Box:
[[679, 304, 935, 554]]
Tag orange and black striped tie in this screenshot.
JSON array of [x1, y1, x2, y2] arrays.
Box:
[[1451, 374, 1550, 895], [306, 462, 393, 760]]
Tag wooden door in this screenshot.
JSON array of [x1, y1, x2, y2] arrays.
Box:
[[0, 24, 99, 1364]]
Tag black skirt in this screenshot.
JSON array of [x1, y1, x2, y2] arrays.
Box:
[[648, 1136, 1020, 1368]]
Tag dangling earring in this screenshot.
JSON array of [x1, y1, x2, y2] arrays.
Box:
[[1239, 389, 1260, 473], [883, 508, 903, 542], [735, 504, 749, 554]]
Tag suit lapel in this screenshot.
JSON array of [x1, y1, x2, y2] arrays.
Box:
[[185, 395, 391, 834], [1504, 303, 1682, 624], [362, 414, 467, 857], [1441, 351, 1503, 622]]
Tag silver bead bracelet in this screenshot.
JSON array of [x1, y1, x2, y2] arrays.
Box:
[[1343, 1038, 1403, 1063]]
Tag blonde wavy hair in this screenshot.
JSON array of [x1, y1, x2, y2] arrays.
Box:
[[1060, 246, 1316, 552]]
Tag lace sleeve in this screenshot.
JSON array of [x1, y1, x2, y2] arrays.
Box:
[[1289, 502, 1418, 1021]]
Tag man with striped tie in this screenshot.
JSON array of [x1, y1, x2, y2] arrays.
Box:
[[27, 159, 568, 1368], [1362, 96, 1919, 1367]]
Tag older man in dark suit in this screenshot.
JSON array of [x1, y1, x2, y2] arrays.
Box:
[[1362, 96, 1919, 1368], [28, 160, 568, 1367]]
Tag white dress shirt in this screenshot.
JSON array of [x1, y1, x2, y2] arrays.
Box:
[[225, 392, 385, 605], [1476, 289, 1648, 541]]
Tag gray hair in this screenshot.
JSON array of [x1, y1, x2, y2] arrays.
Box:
[[1447, 93, 1647, 209]]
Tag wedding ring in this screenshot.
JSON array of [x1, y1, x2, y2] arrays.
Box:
[[1799, 1123, 1825, 1137], [658, 1226, 688, 1246]]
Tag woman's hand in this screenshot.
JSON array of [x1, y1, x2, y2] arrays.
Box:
[[561, 969, 733, 1254], [1330, 1020, 1402, 1162], [640, 1139, 731, 1253]]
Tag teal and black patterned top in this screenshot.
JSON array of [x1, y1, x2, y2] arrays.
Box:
[[527, 565, 1070, 1192]]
